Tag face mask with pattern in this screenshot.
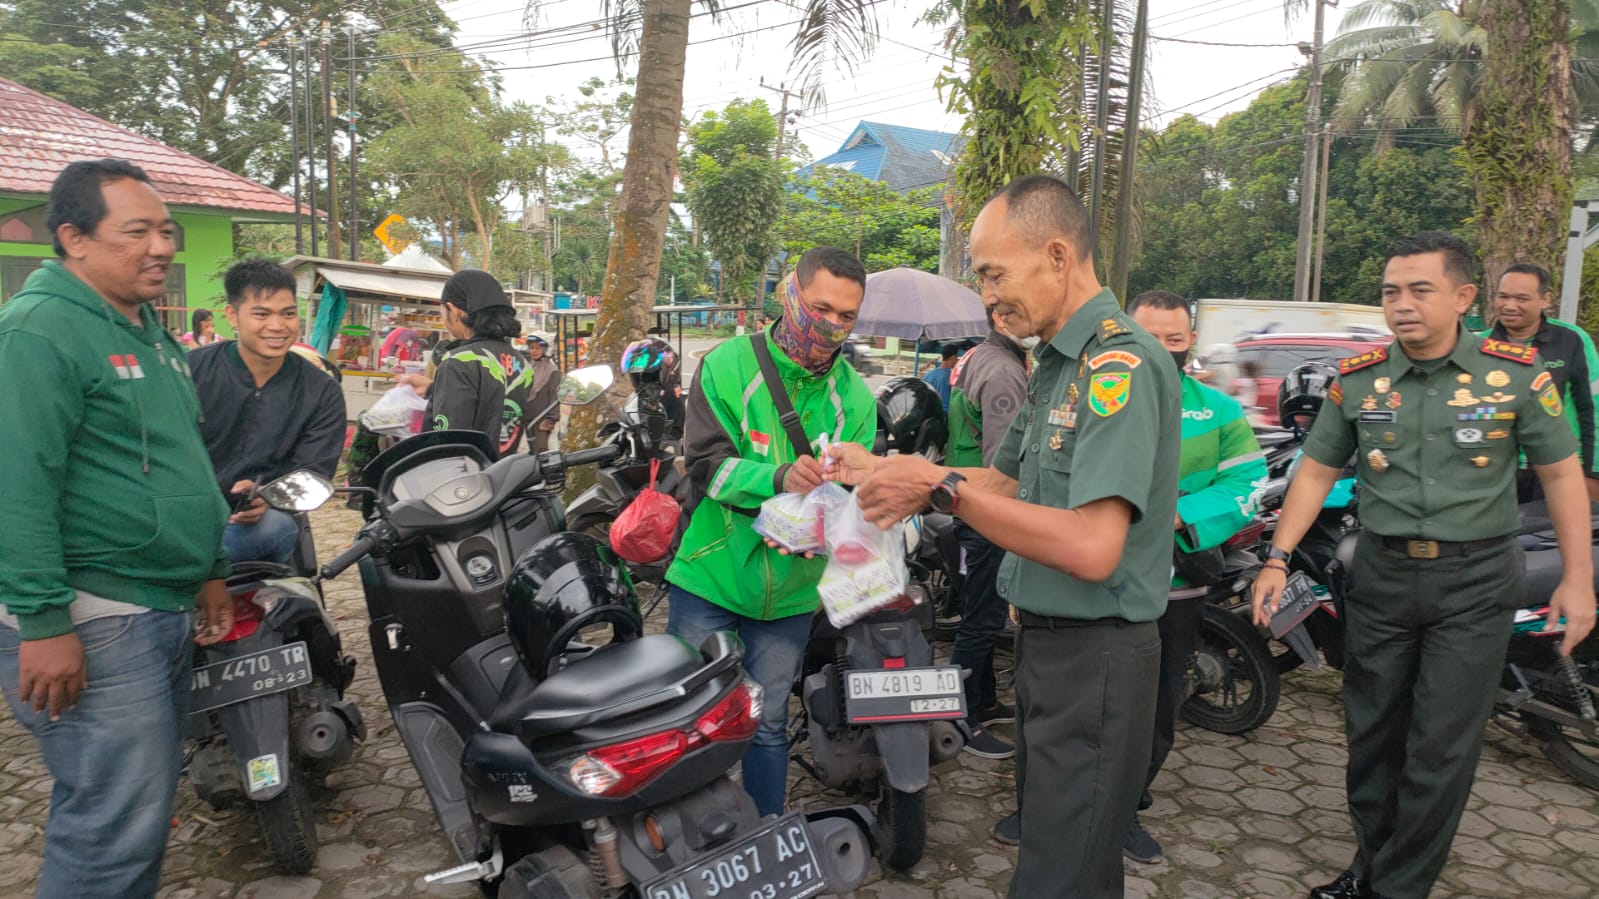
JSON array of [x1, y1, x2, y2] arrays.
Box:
[[773, 270, 853, 375]]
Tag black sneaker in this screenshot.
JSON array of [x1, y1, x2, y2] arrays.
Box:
[[1123, 817, 1164, 865], [974, 701, 1016, 726], [991, 810, 1020, 846], [963, 724, 1015, 759]]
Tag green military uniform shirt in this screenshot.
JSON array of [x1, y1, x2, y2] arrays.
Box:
[[993, 288, 1182, 623], [1301, 328, 1576, 541]]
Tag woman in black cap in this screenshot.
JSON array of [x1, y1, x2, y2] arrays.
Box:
[[399, 269, 524, 452]]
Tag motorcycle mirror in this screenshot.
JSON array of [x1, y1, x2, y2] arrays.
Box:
[[258, 470, 337, 512], [558, 366, 615, 406]]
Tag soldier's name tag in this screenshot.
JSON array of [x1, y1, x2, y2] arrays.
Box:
[[1358, 411, 1396, 423]]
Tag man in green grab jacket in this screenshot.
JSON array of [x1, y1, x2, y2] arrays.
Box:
[[665, 246, 878, 817], [1124, 288, 1267, 865], [0, 159, 234, 898]]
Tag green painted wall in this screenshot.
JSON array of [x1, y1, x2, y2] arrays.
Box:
[[0, 196, 238, 335]]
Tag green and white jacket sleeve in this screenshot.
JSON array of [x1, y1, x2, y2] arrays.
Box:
[[682, 360, 786, 511], [1176, 379, 1268, 552]]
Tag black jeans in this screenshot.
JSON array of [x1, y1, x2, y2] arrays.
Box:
[[1010, 615, 1161, 898], [948, 522, 1008, 717], [1143, 596, 1203, 805]]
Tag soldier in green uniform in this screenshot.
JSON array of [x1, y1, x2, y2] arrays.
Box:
[[827, 174, 1181, 898], [1251, 232, 1596, 899]]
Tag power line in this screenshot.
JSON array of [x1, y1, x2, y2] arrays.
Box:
[[1152, 35, 1301, 48]]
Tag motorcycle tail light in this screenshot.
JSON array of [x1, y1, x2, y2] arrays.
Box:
[[220, 590, 265, 642], [692, 678, 762, 745], [1225, 521, 1268, 550], [564, 730, 688, 797]]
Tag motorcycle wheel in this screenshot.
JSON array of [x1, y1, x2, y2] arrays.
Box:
[[874, 785, 927, 871], [1181, 604, 1281, 735], [1529, 717, 1599, 790], [253, 769, 317, 875]]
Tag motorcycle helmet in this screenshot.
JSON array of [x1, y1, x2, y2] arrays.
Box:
[[504, 532, 642, 679], [875, 377, 949, 458], [1278, 361, 1339, 438], [621, 337, 680, 389]]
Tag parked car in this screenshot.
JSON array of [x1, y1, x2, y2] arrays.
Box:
[[1232, 331, 1391, 426]]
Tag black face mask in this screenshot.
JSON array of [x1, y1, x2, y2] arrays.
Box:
[[1170, 348, 1192, 373]]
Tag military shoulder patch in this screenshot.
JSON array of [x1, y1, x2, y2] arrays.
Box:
[[1088, 371, 1131, 416], [1328, 381, 1343, 405], [1530, 370, 1553, 392], [1339, 346, 1388, 375], [1480, 338, 1537, 365], [1088, 349, 1142, 370], [1095, 316, 1133, 342]]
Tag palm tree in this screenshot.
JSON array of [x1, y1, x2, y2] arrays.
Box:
[[556, 238, 602, 295]]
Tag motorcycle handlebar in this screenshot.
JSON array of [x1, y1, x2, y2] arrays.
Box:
[[564, 444, 623, 468], [320, 536, 375, 580]]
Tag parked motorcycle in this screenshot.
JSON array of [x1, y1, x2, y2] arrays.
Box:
[[184, 479, 364, 875], [301, 366, 871, 898], [792, 378, 966, 872], [1172, 526, 1284, 736]]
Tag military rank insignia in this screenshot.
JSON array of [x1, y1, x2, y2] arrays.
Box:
[[1480, 339, 1537, 364]]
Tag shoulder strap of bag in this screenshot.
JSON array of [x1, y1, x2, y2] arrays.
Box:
[[752, 333, 815, 457]]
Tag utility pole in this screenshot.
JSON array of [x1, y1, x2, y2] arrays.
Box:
[[540, 123, 554, 294], [346, 27, 359, 262], [304, 39, 318, 259], [760, 79, 801, 162], [1293, 0, 1328, 301], [320, 21, 341, 260], [288, 37, 303, 254], [1109, 0, 1150, 301], [1311, 123, 1332, 302]]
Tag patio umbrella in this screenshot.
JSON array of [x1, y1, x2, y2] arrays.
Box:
[[855, 268, 988, 342]]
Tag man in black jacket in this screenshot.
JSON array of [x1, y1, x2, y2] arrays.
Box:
[[189, 259, 346, 563]]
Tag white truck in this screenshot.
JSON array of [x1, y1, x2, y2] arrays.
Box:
[[1193, 298, 1389, 351]]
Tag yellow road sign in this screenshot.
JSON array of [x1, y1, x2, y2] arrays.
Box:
[[373, 213, 410, 256]]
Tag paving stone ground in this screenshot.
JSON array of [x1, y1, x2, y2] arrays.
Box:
[[3, 501, 1596, 898]]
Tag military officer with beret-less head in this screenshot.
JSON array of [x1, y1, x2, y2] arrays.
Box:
[[1252, 231, 1596, 899], [825, 173, 1182, 898]]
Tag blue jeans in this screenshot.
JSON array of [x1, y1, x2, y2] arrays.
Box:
[[666, 585, 812, 818], [0, 610, 194, 899], [948, 522, 1008, 717], [223, 508, 299, 564]]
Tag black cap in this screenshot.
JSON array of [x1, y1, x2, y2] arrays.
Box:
[[441, 269, 511, 314]]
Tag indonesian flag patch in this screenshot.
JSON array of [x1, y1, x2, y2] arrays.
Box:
[[109, 354, 145, 380], [750, 429, 771, 456]]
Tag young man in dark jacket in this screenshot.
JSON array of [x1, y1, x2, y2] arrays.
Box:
[[189, 259, 347, 563], [0, 158, 234, 898]]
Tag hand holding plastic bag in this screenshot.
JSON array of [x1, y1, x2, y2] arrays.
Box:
[[359, 384, 428, 436], [816, 490, 909, 628], [754, 480, 849, 555]]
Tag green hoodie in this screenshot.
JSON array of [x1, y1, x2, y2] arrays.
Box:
[[667, 329, 877, 620], [0, 261, 230, 639]]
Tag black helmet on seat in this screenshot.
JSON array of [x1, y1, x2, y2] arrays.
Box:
[[504, 532, 642, 679], [875, 377, 948, 458], [1278, 361, 1339, 438]]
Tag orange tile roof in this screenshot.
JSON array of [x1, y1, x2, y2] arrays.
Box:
[[0, 76, 300, 217]]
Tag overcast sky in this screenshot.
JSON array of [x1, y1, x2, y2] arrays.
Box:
[[438, 0, 1346, 161]]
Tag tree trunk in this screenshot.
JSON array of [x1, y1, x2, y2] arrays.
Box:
[[563, 0, 691, 487], [1465, 0, 1573, 302]]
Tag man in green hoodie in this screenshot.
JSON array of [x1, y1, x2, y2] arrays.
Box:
[[665, 246, 878, 817], [0, 159, 234, 898]]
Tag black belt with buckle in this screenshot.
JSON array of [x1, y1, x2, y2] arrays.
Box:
[[1376, 534, 1511, 560], [1015, 609, 1136, 629]]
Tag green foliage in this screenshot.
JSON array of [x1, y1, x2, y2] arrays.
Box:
[[932, 0, 1097, 224], [681, 99, 784, 301], [777, 168, 943, 273]]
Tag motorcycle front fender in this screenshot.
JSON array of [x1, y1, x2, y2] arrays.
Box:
[[216, 690, 294, 802], [872, 722, 930, 793]]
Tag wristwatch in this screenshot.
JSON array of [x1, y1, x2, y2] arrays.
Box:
[[1263, 545, 1291, 564], [929, 472, 967, 515]]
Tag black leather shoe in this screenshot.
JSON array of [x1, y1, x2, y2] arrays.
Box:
[[1308, 870, 1369, 899]]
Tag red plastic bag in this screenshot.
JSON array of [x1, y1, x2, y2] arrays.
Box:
[[609, 459, 682, 565]]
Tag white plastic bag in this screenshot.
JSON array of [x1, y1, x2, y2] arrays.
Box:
[[816, 491, 909, 628], [359, 384, 428, 437], [753, 480, 849, 555]]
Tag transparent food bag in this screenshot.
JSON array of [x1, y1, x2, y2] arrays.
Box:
[[816, 491, 909, 628], [753, 480, 849, 555], [359, 384, 429, 437]]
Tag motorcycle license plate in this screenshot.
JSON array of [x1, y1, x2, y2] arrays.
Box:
[[1268, 572, 1320, 639], [189, 642, 313, 713], [640, 813, 826, 899], [844, 665, 966, 724]]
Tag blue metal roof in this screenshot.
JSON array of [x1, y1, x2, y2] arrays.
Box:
[[799, 121, 964, 194]]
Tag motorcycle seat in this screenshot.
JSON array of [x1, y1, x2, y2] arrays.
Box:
[[490, 634, 706, 740]]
